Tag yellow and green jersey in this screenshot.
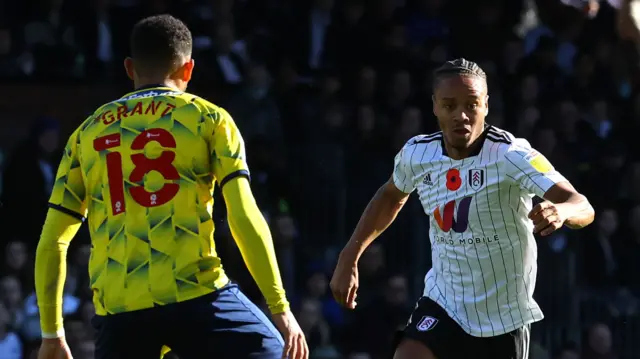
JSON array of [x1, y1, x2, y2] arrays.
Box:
[[49, 85, 249, 315]]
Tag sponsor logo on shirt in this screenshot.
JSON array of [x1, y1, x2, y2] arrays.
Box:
[[524, 150, 554, 173], [423, 173, 433, 186], [120, 90, 182, 101], [433, 197, 472, 233]]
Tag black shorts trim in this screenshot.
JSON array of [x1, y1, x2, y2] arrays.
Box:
[[48, 203, 86, 222], [395, 297, 531, 359]]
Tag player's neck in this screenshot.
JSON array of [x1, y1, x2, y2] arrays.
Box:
[[134, 78, 180, 91], [444, 132, 486, 160]]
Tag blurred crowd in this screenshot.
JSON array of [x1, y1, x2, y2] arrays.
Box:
[[1, 0, 640, 358]]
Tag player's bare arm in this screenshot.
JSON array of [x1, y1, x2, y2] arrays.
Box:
[[528, 181, 595, 236], [330, 177, 410, 309], [222, 176, 309, 359]]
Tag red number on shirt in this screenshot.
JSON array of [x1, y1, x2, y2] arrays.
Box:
[[93, 129, 180, 215]]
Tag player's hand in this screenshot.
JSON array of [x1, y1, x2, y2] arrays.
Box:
[[272, 310, 309, 359], [528, 201, 568, 236], [38, 337, 73, 359], [330, 254, 359, 309]]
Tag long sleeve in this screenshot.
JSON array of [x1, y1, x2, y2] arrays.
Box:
[[34, 208, 82, 337], [222, 177, 289, 314]]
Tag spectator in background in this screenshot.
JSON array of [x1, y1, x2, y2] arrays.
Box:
[[64, 319, 88, 356], [553, 343, 580, 359], [0, 302, 22, 359], [383, 69, 413, 119], [619, 205, 640, 294], [0, 0, 639, 357], [583, 323, 617, 359], [272, 212, 298, 295], [346, 273, 411, 359], [350, 66, 377, 105], [74, 339, 95, 359], [0, 28, 21, 77], [392, 106, 423, 150], [78, 301, 95, 339], [324, 0, 372, 78], [0, 149, 4, 196], [355, 243, 386, 301], [582, 208, 621, 290], [1, 241, 32, 295], [72, 0, 114, 79], [22, 0, 78, 78], [291, 0, 335, 76], [347, 353, 372, 359], [530, 341, 551, 359], [346, 105, 391, 230], [300, 103, 348, 248], [22, 265, 81, 342], [0, 117, 61, 250], [227, 61, 284, 150], [107, 0, 142, 76], [297, 298, 332, 355], [302, 270, 343, 329], [195, 20, 247, 95], [69, 244, 92, 301]]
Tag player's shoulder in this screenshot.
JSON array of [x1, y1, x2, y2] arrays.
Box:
[[396, 132, 442, 166], [403, 131, 443, 148], [399, 132, 443, 156], [485, 126, 515, 145], [186, 94, 230, 123], [485, 126, 533, 154], [487, 127, 539, 165]]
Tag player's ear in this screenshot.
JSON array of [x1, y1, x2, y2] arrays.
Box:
[[432, 95, 437, 116], [124, 57, 135, 81], [484, 95, 489, 115], [181, 59, 195, 82]]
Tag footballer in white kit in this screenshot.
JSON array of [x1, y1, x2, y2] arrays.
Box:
[[330, 59, 595, 359]]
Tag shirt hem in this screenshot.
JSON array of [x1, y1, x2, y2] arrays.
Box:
[[425, 293, 544, 338], [94, 275, 230, 316]]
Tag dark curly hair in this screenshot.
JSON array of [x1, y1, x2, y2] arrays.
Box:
[[130, 14, 193, 77], [432, 58, 487, 91]]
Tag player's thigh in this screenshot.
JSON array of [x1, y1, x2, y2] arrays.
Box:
[[166, 284, 284, 359], [394, 338, 438, 359], [393, 297, 467, 359], [486, 325, 531, 359], [92, 311, 164, 359]]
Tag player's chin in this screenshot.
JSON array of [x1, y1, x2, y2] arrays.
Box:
[[447, 133, 472, 148]]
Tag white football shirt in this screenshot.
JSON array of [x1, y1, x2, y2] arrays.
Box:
[[393, 126, 567, 337]]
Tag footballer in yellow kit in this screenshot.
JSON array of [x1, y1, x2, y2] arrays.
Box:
[[35, 14, 308, 359]]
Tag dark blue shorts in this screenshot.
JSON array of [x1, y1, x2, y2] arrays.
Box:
[[92, 283, 284, 359]]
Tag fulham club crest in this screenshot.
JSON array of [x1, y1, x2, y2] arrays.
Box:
[[416, 316, 438, 331], [468, 169, 485, 190]]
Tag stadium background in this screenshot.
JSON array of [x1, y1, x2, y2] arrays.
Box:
[[0, 0, 639, 358]]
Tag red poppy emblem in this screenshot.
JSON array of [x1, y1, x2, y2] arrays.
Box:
[[446, 169, 462, 191]]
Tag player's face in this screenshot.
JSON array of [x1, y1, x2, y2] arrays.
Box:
[[432, 75, 488, 150]]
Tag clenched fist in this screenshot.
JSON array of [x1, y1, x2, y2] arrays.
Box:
[[528, 201, 568, 236]]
